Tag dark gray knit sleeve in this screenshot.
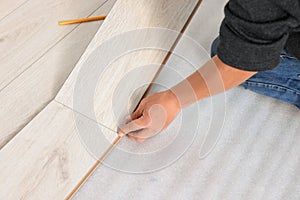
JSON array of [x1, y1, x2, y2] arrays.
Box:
[[217, 0, 292, 71]]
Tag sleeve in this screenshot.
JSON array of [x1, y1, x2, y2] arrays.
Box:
[[217, 0, 292, 71]]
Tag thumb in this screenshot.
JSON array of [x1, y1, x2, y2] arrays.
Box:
[[124, 101, 145, 124]]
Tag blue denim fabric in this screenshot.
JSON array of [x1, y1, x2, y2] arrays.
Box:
[[211, 37, 300, 109]]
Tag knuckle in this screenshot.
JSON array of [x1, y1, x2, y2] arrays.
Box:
[[139, 117, 151, 126]]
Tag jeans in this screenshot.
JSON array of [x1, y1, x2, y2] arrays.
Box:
[[210, 37, 300, 109]]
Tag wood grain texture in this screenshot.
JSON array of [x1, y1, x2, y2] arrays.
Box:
[[0, 0, 199, 198], [0, 0, 109, 90], [0, 0, 28, 20], [0, 0, 116, 149], [181, 0, 227, 51], [56, 0, 199, 132], [0, 101, 117, 199]]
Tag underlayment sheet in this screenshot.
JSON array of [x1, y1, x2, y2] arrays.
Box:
[[74, 0, 300, 199], [75, 85, 300, 200]]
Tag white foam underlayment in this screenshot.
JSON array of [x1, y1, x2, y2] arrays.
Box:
[[74, 0, 300, 199]]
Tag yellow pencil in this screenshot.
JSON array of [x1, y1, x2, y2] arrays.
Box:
[[58, 15, 106, 25]]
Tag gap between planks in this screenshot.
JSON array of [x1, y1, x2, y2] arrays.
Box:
[[65, 0, 204, 198], [0, 0, 108, 92], [0, 0, 116, 149]]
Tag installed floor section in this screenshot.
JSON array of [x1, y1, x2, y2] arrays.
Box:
[[0, 0, 299, 199], [0, 0, 116, 148], [0, 0, 200, 199]]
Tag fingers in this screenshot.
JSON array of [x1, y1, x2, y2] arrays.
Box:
[[119, 100, 148, 137], [127, 128, 157, 143], [122, 105, 144, 133], [119, 113, 151, 136], [130, 102, 145, 121], [125, 116, 132, 124], [123, 104, 144, 125], [131, 96, 150, 119], [127, 134, 145, 143]]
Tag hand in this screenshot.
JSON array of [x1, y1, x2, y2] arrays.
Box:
[[118, 90, 181, 143]]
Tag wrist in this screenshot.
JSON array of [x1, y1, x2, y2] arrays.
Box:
[[169, 80, 199, 108], [165, 89, 182, 111]]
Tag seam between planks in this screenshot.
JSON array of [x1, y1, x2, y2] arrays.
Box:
[[54, 99, 117, 133], [56, 0, 204, 138], [0, 0, 115, 150], [53, 1, 205, 140], [0, 0, 112, 94], [0, 0, 31, 22], [138, 0, 203, 107], [66, 1, 204, 198]]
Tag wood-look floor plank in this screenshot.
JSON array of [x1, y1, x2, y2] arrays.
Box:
[[0, 101, 117, 199], [56, 0, 199, 132], [0, 0, 199, 198], [0, 0, 29, 21], [0, 0, 116, 149], [0, 0, 108, 90]]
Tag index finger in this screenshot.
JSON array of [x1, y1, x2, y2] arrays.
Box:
[[118, 115, 151, 136]]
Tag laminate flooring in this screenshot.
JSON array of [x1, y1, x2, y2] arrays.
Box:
[[0, 0, 116, 148], [0, 0, 200, 198], [55, 0, 200, 132]]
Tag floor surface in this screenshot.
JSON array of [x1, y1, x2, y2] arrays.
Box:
[[1, 0, 299, 199]]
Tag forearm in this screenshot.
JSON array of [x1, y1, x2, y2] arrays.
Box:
[[169, 55, 257, 108], [120, 56, 256, 139]]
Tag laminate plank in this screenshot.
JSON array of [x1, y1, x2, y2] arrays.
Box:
[[0, 0, 28, 21], [0, 0, 116, 149], [56, 0, 199, 132], [181, 0, 227, 51], [0, 0, 108, 90], [0, 101, 117, 199], [0, 0, 199, 198]]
